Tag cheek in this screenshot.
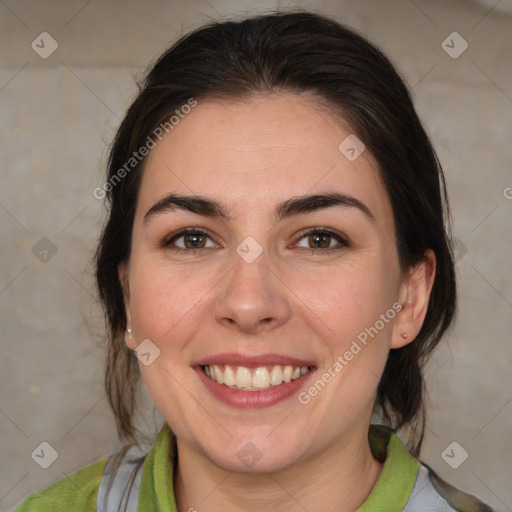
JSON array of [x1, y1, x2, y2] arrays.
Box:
[[129, 259, 198, 340], [308, 259, 393, 337]]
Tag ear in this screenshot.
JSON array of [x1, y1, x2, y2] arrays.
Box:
[[118, 261, 136, 350], [391, 249, 436, 349]]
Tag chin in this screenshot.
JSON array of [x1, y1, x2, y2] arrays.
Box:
[[207, 447, 299, 474], [194, 432, 306, 474]]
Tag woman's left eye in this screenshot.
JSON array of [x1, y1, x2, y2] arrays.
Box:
[[162, 228, 348, 254], [294, 229, 349, 252]]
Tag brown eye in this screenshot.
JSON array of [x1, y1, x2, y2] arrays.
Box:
[[163, 228, 218, 253], [308, 233, 331, 249], [295, 229, 349, 252], [182, 233, 207, 249]]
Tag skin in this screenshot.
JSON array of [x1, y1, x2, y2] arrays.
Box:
[[119, 92, 436, 512]]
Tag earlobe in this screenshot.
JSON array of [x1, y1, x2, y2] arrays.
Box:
[[391, 250, 436, 349]]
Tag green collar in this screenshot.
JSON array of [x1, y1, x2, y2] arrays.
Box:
[[137, 423, 420, 512], [137, 422, 178, 512], [357, 424, 420, 511]]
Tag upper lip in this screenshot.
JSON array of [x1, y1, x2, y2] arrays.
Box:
[[192, 353, 316, 368]]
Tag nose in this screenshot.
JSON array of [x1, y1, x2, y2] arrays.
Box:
[[212, 248, 292, 335]]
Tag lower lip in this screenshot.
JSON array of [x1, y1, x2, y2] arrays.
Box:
[[194, 366, 315, 408]]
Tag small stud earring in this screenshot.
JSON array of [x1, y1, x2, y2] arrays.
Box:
[[401, 333, 407, 339], [127, 328, 133, 337]]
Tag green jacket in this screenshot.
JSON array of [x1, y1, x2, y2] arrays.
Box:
[[10, 423, 493, 511]]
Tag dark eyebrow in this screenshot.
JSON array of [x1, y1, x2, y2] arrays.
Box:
[[143, 192, 375, 225]]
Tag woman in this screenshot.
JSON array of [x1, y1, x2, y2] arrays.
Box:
[[11, 10, 494, 512]]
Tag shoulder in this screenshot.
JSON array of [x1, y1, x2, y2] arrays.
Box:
[[368, 424, 494, 512], [9, 457, 108, 512], [404, 461, 495, 512]]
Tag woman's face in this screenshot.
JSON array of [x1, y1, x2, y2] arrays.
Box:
[[121, 92, 427, 472]]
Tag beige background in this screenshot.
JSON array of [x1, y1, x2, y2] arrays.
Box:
[[1, 0, 511, 510]]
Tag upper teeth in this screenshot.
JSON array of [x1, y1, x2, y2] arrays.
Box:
[[203, 364, 309, 391]]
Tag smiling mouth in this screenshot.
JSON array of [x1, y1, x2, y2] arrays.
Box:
[[202, 364, 311, 391]]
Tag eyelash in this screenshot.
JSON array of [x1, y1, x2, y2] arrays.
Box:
[[162, 227, 349, 255]]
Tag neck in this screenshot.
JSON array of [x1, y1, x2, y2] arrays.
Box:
[[173, 425, 383, 512]]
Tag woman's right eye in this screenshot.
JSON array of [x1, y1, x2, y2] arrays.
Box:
[[163, 228, 218, 253]]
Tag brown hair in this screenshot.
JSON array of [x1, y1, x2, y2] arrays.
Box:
[[95, 9, 457, 457]]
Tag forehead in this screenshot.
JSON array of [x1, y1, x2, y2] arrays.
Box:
[[137, 93, 392, 227]]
